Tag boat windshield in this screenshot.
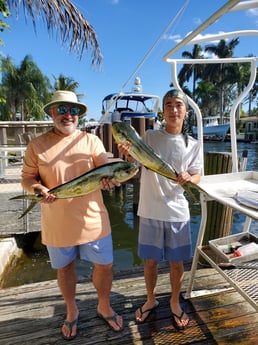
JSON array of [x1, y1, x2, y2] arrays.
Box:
[[102, 93, 160, 114]]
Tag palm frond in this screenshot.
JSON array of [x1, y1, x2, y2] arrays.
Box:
[[6, 0, 102, 64]]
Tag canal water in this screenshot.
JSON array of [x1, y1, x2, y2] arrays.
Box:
[[1, 141, 258, 288]]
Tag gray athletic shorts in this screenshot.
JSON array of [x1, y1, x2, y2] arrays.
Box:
[[47, 234, 113, 269], [138, 217, 192, 262]]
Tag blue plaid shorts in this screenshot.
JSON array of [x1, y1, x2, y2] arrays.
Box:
[[138, 217, 192, 262]]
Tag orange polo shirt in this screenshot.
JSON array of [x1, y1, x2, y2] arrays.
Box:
[[21, 129, 111, 247]]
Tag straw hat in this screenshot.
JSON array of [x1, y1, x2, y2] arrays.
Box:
[[43, 90, 87, 116]]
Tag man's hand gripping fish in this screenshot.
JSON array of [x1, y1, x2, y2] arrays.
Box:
[[10, 161, 139, 219], [112, 122, 206, 199]]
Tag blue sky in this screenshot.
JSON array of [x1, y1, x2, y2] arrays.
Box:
[[1, 0, 258, 120]]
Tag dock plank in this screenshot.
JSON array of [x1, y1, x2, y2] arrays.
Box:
[[0, 265, 257, 344]]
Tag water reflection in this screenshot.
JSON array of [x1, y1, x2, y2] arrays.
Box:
[[103, 184, 142, 270], [205, 141, 258, 171]]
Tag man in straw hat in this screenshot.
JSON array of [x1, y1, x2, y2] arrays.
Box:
[[21, 90, 123, 340]]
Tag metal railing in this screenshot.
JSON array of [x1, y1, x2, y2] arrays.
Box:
[[0, 149, 40, 236]]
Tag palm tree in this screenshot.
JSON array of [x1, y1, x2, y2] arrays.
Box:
[[0, 0, 9, 46], [248, 71, 258, 115], [204, 38, 239, 120], [52, 74, 79, 92], [195, 80, 218, 116], [235, 56, 258, 117], [3, 0, 102, 64], [178, 44, 204, 101], [1, 55, 50, 120], [0, 56, 17, 120]]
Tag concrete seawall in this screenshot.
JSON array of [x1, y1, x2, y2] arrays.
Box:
[[0, 237, 22, 280]]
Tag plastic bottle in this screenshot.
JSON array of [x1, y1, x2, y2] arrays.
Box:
[[233, 242, 258, 257]]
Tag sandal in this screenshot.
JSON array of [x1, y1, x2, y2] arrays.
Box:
[[97, 312, 123, 332], [62, 316, 79, 340], [135, 301, 159, 324], [171, 310, 189, 330]]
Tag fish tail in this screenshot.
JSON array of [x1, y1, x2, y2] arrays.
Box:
[[183, 181, 208, 201], [18, 201, 39, 219], [10, 194, 42, 218], [189, 181, 207, 196], [183, 184, 198, 201]]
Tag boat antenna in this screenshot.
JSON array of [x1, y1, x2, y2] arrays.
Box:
[[119, 0, 190, 93]]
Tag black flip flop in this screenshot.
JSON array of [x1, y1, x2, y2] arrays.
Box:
[[62, 316, 79, 341], [171, 310, 189, 330], [135, 301, 159, 324], [97, 312, 123, 332]]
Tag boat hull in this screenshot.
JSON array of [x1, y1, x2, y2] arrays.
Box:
[[192, 123, 230, 140]]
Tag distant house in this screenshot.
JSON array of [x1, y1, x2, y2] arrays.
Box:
[[240, 115, 258, 141]]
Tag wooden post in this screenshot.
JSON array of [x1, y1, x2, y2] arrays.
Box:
[[0, 126, 7, 145], [131, 117, 145, 137], [102, 124, 113, 153], [202, 152, 234, 245], [95, 125, 103, 143], [112, 139, 120, 159], [145, 118, 154, 130]]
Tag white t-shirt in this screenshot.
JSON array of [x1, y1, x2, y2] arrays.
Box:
[[137, 129, 202, 222]]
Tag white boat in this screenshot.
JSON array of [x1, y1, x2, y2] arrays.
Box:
[[191, 116, 230, 141], [99, 77, 160, 124], [80, 120, 99, 134]]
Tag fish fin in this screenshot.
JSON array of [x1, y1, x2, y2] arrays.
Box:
[[18, 201, 38, 219]]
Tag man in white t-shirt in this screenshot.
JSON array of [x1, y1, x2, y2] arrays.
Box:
[[118, 89, 202, 330]]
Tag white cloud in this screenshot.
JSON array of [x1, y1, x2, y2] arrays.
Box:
[[247, 8, 258, 16], [163, 30, 230, 46], [192, 31, 227, 44], [163, 33, 182, 43], [193, 17, 202, 25], [203, 51, 219, 59]]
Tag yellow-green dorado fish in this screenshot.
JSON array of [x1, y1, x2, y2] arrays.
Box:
[[10, 161, 139, 219], [112, 122, 206, 198]]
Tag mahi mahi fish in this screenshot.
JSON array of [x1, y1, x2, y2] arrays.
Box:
[[10, 161, 139, 219], [112, 121, 206, 198]]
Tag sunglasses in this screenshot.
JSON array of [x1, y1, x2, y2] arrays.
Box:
[[57, 105, 80, 116]]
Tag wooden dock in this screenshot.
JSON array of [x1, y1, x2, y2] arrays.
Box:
[[0, 263, 257, 345]]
